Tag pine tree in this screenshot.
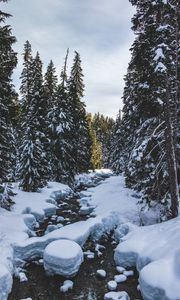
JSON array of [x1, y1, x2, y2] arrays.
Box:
[[119, 0, 179, 218], [93, 113, 115, 168], [110, 110, 123, 174], [49, 49, 76, 184], [67, 51, 91, 173], [87, 113, 102, 170], [0, 0, 17, 208], [43, 59, 58, 177], [18, 52, 49, 191], [20, 41, 33, 118]]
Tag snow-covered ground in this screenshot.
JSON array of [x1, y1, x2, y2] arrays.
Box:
[[1, 170, 180, 300], [114, 217, 180, 300], [0, 170, 139, 300]]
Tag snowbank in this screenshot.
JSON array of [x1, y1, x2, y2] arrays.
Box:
[[114, 217, 180, 300], [0, 182, 72, 300], [74, 169, 113, 189], [12, 181, 72, 221], [44, 240, 83, 277]]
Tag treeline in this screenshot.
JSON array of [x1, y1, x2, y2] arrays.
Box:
[[111, 0, 180, 219], [0, 0, 114, 208]]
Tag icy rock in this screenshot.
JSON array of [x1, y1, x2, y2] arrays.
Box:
[[116, 266, 125, 273], [104, 291, 130, 300], [107, 280, 117, 291], [38, 259, 43, 265], [96, 269, 106, 278], [79, 206, 94, 216], [21, 298, 32, 300], [123, 270, 134, 277], [19, 272, 28, 282], [114, 274, 127, 283], [84, 250, 95, 259], [57, 216, 65, 223], [44, 239, 83, 277], [45, 224, 58, 234], [50, 215, 57, 221], [60, 280, 74, 293]]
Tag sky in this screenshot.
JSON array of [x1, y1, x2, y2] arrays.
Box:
[[4, 0, 135, 118]]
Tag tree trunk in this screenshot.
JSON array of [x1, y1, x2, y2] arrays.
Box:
[[164, 76, 179, 218]]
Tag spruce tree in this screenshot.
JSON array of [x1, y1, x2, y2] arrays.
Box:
[[18, 52, 49, 191], [87, 113, 102, 170], [0, 0, 17, 208], [110, 110, 123, 174], [119, 0, 179, 218], [67, 51, 91, 173], [49, 49, 76, 184]]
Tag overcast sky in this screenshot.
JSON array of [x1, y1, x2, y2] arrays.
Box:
[[5, 0, 135, 118]]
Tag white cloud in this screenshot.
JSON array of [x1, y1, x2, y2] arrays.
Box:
[[6, 0, 135, 117]]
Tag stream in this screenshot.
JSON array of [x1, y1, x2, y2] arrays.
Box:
[[8, 180, 143, 300]]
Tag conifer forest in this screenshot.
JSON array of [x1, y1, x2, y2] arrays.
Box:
[[0, 1, 179, 300]]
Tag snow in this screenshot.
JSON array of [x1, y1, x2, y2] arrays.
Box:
[[104, 291, 130, 300], [12, 181, 72, 221], [82, 176, 139, 223], [107, 280, 117, 291], [114, 216, 180, 300], [155, 61, 167, 73], [96, 269, 106, 278], [114, 274, 127, 283], [116, 266, 125, 273], [0, 172, 140, 299], [44, 240, 83, 277], [60, 280, 74, 293], [0, 182, 72, 300]]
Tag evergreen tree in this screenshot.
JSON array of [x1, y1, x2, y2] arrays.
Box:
[[110, 110, 123, 174], [43, 59, 58, 177], [49, 49, 76, 184], [18, 52, 49, 191], [67, 51, 91, 173], [0, 0, 17, 208], [87, 113, 102, 170], [93, 113, 115, 167], [19, 41, 33, 118], [119, 0, 179, 218]]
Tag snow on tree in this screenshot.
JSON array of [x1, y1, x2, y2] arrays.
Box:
[[117, 0, 179, 218], [18, 52, 49, 191], [49, 49, 76, 184], [67, 51, 91, 174]]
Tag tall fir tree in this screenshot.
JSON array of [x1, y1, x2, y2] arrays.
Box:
[[67, 51, 91, 174], [0, 0, 17, 208], [118, 0, 179, 219], [87, 113, 102, 170], [18, 52, 49, 191], [49, 49, 76, 184]]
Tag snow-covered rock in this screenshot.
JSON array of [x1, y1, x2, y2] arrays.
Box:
[[60, 280, 74, 293], [114, 274, 127, 283], [45, 224, 58, 235], [116, 266, 125, 273], [107, 280, 117, 291], [123, 270, 134, 277], [43, 239, 83, 277], [19, 272, 28, 282], [104, 291, 130, 300], [96, 269, 106, 278]]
